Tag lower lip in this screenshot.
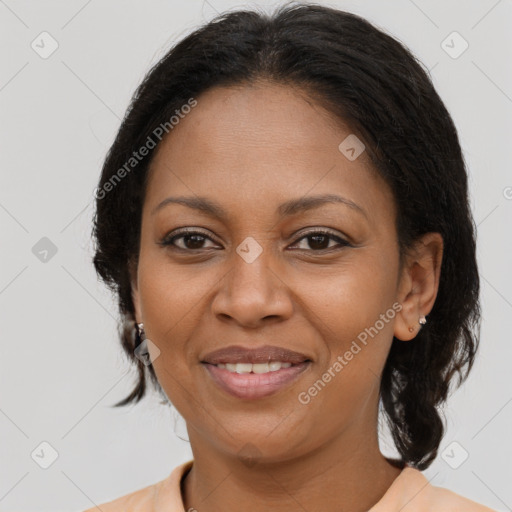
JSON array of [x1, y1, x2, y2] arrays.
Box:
[[202, 362, 311, 400]]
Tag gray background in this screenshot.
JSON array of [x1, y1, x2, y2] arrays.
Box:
[[1, 0, 511, 511]]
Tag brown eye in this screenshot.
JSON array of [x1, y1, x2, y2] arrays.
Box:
[[161, 230, 219, 251], [290, 230, 351, 252]]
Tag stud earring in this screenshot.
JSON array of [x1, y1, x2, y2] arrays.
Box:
[[134, 322, 153, 366], [135, 322, 145, 348], [408, 315, 427, 333]]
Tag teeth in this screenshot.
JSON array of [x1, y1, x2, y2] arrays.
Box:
[[216, 362, 293, 373]]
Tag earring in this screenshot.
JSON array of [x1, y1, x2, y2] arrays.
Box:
[[134, 322, 153, 366], [408, 315, 427, 333], [135, 322, 145, 348]]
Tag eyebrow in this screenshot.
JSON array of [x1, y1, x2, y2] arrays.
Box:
[[151, 193, 368, 220]]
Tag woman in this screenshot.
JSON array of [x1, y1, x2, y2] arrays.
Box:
[[86, 3, 497, 511]]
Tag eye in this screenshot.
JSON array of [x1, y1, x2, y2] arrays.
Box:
[[160, 229, 219, 251], [289, 229, 351, 252], [159, 228, 351, 253]]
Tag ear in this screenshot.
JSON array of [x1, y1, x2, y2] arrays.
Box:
[[394, 232, 444, 341], [128, 257, 142, 324]]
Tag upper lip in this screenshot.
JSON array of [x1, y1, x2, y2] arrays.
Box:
[[201, 345, 312, 365]]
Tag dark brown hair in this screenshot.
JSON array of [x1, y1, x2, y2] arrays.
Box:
[[92, 2, 480, 470]]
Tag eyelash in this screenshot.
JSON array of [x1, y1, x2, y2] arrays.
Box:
[[160, 228, 351, 253]]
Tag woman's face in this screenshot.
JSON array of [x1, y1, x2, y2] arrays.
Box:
[[131, 81, 423, 462]]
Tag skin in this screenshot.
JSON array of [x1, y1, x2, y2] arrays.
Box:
[[130, 80, 443, 512]]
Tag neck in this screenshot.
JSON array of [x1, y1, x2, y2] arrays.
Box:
[[181, 423, 404, 512]]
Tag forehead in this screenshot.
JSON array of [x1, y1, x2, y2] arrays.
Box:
[[145, 82, 395, 228]]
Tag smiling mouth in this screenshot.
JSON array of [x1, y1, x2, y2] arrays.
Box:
[[202, 360, 312, 400], [206, 361, 309, 374]]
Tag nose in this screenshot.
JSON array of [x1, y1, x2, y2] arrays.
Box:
[[211, 245, 294, 329]]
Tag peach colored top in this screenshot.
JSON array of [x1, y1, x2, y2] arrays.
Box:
[[83, 460, 497, 511]]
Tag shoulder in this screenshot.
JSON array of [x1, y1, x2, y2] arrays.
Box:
[[427, 482, 498, 512], [81, 481, 158, 512], [81, 460, 193, 512], [399, 467, 497, 512]]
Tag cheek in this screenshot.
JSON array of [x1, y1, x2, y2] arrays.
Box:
[[293, 254, 397, 394], [294, 253, 397, 334], [137, 251, 207, 327], [136, 258, 203, 381]]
